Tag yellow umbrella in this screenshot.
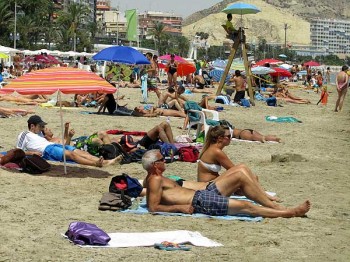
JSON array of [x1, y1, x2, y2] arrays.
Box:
[[0, 52, 9, 59]]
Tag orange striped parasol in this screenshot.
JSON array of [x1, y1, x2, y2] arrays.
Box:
[[0, 67, 117, 175], [0, 67, 116, 95]]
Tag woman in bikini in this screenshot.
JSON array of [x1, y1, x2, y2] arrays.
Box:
[[197, 125, 279, 201], [335, 65, 349, 112], [232, 128, 280, 143], [166, 54, 178, 87]]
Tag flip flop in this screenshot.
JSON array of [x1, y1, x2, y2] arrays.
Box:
[[154, 241, 191, 251]]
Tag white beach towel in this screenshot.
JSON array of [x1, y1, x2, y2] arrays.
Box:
[[64, 230, 222, 248]]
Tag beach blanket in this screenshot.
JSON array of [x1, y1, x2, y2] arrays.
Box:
[[265, 116, 302, 123], [121, 197, 263, 222], [63, 230, 222, 248]]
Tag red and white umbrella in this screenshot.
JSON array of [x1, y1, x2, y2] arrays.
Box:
[[256, 58, 283, 66]]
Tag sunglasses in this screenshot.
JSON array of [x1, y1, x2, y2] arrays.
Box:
[[154, 157, 165, 163]]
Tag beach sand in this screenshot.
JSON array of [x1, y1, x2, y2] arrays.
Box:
[[0, 85, 349, 261]]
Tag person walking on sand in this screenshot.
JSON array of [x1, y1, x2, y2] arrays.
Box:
[[142, 149, 311, 218], [335, 65, 349, 112]]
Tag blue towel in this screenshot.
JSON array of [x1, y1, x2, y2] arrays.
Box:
[[121, 198, 263, 222]]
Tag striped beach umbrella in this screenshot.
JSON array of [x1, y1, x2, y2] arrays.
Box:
[[0, 67, 116, 95]]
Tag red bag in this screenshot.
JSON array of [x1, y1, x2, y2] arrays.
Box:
[[178, 146, 199, 163]]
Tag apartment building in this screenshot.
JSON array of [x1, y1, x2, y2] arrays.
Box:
[[310, 19, 350, 56], [138, 11, 183, 39]]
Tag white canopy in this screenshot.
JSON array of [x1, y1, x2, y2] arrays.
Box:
[[0, 45, 21, 54]]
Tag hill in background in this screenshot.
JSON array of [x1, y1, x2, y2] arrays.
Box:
[[182, 0, 350, 46]]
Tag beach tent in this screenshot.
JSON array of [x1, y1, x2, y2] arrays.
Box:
[[0, 67, 117, 174]]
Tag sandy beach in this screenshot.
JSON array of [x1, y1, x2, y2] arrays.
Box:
[[0, 85, 349, 261]]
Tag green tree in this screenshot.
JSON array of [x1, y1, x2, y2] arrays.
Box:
[[148, 21, 166, 55], [56, 2, 89, 51], [0, 1, 13, 46]]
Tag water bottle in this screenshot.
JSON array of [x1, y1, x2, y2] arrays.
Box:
[[166, 116, 170, 123]]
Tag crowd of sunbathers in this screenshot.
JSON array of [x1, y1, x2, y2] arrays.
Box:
[[0, 112, 311, 219]]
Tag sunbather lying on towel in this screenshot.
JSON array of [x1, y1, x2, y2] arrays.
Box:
[[0, 107, 34, 117], [133, 105, 186, 118], [119, 121, 174, 153], [0, 94, 47, 105], [42, 122, 118, 157], [272, 84, 311, 104], [142, 149, 311, 218], [16, 115, 121, 167]]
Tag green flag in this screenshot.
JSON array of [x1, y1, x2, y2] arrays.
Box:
[[125, 9, 137, 42]]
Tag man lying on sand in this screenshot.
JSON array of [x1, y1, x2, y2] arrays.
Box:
[[16, 115, 121, 167], [142, 149, 311, 218]]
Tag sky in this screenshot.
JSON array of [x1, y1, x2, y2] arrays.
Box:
[[111, 0, 223, 18]]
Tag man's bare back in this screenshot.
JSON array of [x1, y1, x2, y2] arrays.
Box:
[[233, 76, 245, 91]]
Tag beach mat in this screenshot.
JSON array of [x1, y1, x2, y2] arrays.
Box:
[[265, 116, 302, 123], [63, 230, 222, 248], [121, 197, 263, 222]]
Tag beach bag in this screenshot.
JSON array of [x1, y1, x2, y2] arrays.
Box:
[[65, 222, 110, 246], [109, 173, 143, 198], [98, 192, 132, 211], [160, 143, 178, 159], [240, 98, 251, 107], [0, 148, 26, 166], [178, 146, 199, 163], [20, 155, 51, 174], [266, 97, 277, 107]]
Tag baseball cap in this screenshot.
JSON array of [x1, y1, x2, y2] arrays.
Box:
[[120, 135, 137, 148], [27, 115, 47, 126]]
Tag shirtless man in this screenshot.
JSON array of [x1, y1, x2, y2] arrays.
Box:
[[157, 86, 185, 111], [142, 149, 311, 218], [120, 121, 174, 153], [145, 52, 161, 98], [232, 70, 246, 103]]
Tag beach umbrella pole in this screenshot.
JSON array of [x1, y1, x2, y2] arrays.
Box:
[[58, 90, 67, 175]]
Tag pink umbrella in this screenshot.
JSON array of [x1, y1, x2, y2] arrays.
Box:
[[159, 54, 188, 63], [304, 61, 320, 67], [256, 58, 283, 66]]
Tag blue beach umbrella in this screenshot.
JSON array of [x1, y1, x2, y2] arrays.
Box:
[[92, 46, 150, 65], [222, 2, 261, 15], [222, 2, 261, 25]]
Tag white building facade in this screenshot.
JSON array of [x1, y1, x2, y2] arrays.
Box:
[[310, 19, 350, 56]]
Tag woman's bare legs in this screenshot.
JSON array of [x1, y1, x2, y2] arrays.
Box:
[[335, 87, 348, 112], [215, 165, 283, 209]]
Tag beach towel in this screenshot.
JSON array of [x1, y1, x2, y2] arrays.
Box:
[[63, 230, 222, 248], [265, 116, 302, 123], [121, 198, 263, 222]]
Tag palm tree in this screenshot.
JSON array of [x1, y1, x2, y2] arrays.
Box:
[[0, 1, 13, 45], [149, 21, 166, 54]]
